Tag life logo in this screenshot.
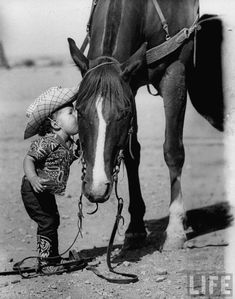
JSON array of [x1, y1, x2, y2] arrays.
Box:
[[187, 272, 233, 297]]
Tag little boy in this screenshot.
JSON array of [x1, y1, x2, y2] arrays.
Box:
[[21, 86, 80, 272]]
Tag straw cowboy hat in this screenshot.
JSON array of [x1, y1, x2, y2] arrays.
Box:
[[24, 86, 78, 139]]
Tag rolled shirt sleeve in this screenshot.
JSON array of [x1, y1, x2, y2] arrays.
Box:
[[27, 137, 55, 162]]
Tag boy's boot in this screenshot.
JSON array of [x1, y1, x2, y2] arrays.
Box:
[[50, 232, 61, 264], [37, 235, 62, 274], [37, 235, 51, 264]]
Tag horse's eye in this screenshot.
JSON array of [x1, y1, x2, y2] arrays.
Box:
[[122, 110, 131, 119], [116, 111, 130, 121]]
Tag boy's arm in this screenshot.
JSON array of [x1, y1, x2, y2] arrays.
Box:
[[23, 155, 45, 193]]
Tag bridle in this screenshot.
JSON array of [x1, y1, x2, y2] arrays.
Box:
[[76, 61, 138, 283], [78, 58, 135, 197], [77, 124, 137, 284], [77, 109, 135, 221], [83, 145, 138, 283]]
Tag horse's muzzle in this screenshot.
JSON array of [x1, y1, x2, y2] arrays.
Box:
[[82, 180, 112, 203]]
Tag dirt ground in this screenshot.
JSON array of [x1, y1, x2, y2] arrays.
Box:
[[0, 8, 235, 299], [0, 64, 229, 299]]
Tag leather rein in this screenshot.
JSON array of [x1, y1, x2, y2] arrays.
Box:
[[77, 139, 137, 283], [76, 68, 137, 282], [79, 149, 138, 283]]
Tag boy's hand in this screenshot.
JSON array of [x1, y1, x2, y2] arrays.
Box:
[[29, 176, 48, 193]]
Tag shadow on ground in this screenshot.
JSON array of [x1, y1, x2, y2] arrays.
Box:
[[79, 202, 233, 263]]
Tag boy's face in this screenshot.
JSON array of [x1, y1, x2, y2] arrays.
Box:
[[54, 104, 78, 136]]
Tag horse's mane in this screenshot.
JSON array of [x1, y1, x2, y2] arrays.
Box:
[[76, 63, 132, 115]]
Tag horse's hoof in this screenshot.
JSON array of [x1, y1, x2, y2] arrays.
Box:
[[122, 232, 147, 250], [162, 233, 186, 251]]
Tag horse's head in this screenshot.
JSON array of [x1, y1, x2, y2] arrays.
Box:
[[68, 38, 146, 203]]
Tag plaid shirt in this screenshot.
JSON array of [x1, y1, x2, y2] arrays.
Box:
[[27, 133, 77, 195]]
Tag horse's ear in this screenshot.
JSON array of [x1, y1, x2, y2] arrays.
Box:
[[68, 38, 89, 75], [121, 42, 147, 81]]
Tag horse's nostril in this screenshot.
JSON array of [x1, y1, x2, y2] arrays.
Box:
[[82, 178, 113, 203], [104, 182, 112, 198], [105, 181, 111, 187]]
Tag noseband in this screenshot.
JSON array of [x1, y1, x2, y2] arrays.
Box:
[[80, 118, 134, 186], [79, 117, 134, 205]]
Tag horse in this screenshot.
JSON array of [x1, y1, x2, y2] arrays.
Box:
[[67, 0, 224, 250]]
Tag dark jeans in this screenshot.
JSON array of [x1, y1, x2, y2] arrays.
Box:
[[21, 176, 60, 241]]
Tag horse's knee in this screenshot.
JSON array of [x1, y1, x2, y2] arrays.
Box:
[[160, 61, 186, 98], [163, 143, 185, 170]]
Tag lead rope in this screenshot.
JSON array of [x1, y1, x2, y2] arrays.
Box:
[[86, 150, 138, 283], [106, 151, 138, 283], [76, 123, 138, 283]]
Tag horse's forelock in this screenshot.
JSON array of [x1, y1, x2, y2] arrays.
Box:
[[76, 64, 132, 115]]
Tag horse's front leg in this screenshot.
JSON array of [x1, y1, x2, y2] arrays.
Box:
[[159, 60, 187, 250], [123, 131, 147, 249]]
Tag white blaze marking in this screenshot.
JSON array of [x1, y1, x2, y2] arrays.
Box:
[[92, 96, 108, 190]]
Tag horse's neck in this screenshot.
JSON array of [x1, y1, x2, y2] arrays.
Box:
[[88, 0, 146, 62], [88, 0, 199, 61]]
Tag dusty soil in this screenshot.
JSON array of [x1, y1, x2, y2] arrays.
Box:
[[0, 7, 234, 298]]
